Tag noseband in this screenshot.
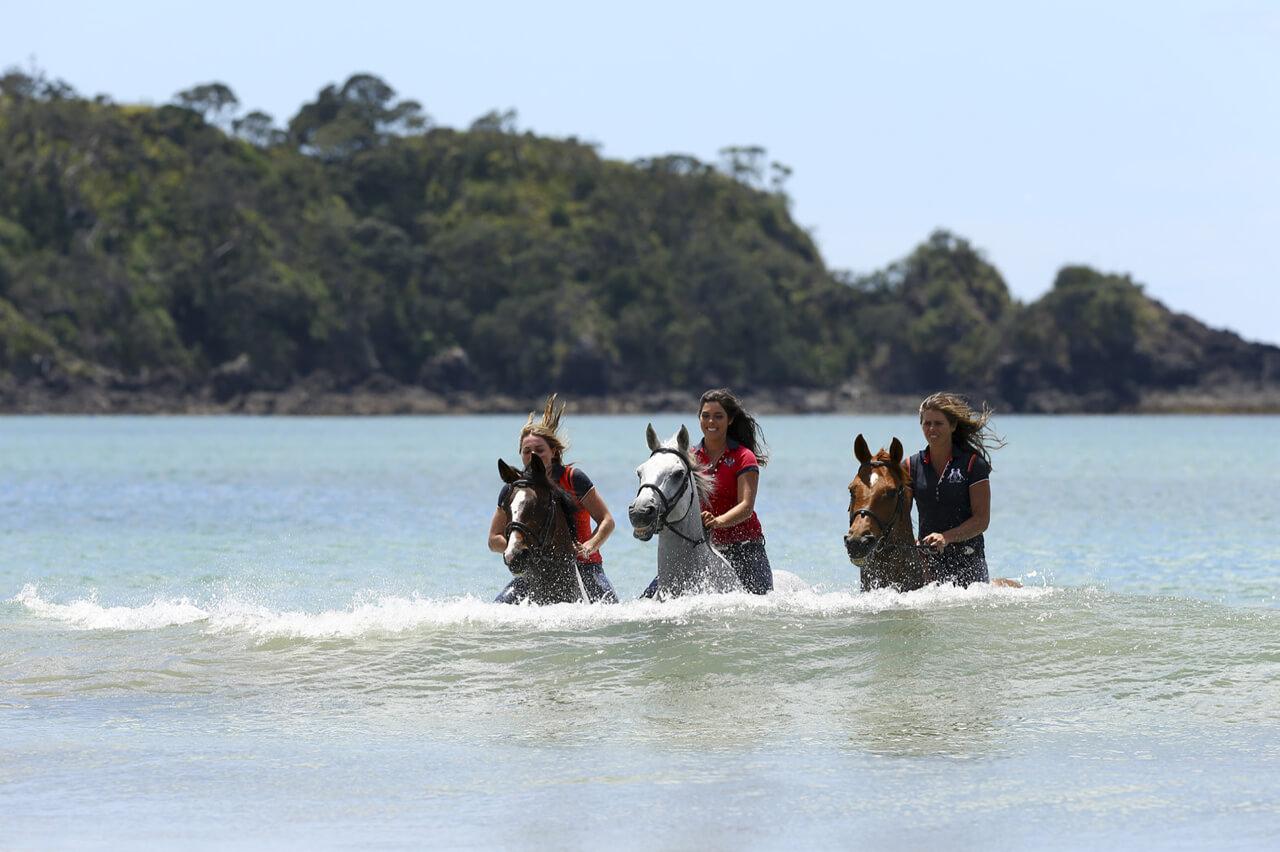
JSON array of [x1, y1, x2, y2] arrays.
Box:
[[502, 478, 557, 550], [851, 461, 908, 557], [636, 448, 706, 546]]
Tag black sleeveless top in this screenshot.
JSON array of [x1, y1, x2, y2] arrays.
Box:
[[907, 447, 991, 585]]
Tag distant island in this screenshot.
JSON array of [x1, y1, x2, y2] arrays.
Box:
[[3, 69, 1278, 414]]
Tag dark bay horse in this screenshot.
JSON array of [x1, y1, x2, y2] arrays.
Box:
[[495, 455, 598, 604], [844, 435, 929, 592]]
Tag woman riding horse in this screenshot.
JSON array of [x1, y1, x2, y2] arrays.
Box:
[[487, 394, 618, 603], [908, 392, 1005, 587], [640, 388, 773, 597]]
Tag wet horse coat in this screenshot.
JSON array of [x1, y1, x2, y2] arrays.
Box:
[[844, 435, 929, 592], [495, 455, 595, 604], [627, 424, 742, 597]]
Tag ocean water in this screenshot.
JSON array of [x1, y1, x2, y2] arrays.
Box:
[[3, 414, 1279, 850]]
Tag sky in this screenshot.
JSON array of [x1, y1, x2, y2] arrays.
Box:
[[5, 0, 1278, 344]]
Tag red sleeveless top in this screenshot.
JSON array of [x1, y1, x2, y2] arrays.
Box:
[[558, 464, 603, 566]]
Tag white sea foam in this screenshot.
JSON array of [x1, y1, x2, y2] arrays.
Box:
[[9, 581, 1053, 639], [11, 583, 209, 630]]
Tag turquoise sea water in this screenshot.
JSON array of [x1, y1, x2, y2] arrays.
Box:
[[3, 414, 1279, 849]]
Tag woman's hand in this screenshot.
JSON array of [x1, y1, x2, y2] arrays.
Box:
[[920, 531, 948, 552], [575, 540, 599, 559], [701, 510, 720, 529]]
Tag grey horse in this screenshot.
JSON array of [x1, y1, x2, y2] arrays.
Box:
[[628, 424, 743, 597]]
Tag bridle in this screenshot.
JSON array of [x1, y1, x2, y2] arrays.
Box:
[[501, 474, 592, 603], [850, 460, 910, 558], [635, 448, 707, 547], [502, 478, 558, 551]]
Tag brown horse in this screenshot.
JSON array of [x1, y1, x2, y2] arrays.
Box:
[[845, 434, 1022, 592], [495, 455, 590, 604], [844, 435, 929, 592]]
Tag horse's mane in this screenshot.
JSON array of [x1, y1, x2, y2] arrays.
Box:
[[660, 436, 715, 505]]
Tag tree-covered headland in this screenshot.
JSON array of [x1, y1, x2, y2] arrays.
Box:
[[2, 69, 1277, 413]]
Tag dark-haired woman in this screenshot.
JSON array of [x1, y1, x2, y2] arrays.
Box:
[[641, 388, 774, 596], [906, 391, 1016, 587], [488, 394, 619, 603]]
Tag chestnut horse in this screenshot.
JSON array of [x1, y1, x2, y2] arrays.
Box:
[[844, 435, 929, 592], [495, 455, 595, 604], [845, 434, 1022, 592]]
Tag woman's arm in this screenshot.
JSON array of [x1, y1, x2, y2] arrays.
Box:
[[920, 480, 990, 550], [576, 487, 615, 558], [487, 506, 508, 554], [703, 470, 759, 530]]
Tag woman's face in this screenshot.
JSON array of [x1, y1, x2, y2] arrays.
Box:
[[919, 408, 955, 444], [520, 435, 555, 469], [699, 402, 731, 442]]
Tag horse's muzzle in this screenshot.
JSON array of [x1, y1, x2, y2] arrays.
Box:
[[844, 533, 875, 564], [628, 501, 658, 541]]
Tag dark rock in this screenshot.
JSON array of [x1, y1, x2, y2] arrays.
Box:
[[419, 346, 478, 391], [555, 337, 613, 396], [210, 353, 253, 401]]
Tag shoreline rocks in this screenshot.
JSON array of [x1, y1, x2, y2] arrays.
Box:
[[2, 376, 1278, 416]]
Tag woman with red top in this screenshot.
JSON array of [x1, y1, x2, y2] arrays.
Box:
[[641, 388, 773, 596], [488, 394, 619, 603]]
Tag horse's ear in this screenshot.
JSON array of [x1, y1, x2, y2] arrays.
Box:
[[889, 437, 904, 466], [498, 459, 520, 483], [854, 434, 871, 465], [526, 454, 547, 480], [676, 424, 690, 453], [646, 423, 660, 451]]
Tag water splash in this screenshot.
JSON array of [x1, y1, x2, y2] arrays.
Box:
[[9, 582, 1052, 639]]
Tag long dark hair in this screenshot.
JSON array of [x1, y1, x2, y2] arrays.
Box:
[[699, 388, 768, 466]]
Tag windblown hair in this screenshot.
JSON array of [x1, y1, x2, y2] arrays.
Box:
[[699, 388, 769, 466], [918, 392, 1006, 468], [519, 393, 568, 463]]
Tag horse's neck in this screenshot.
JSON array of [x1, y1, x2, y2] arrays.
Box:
[[872, 507, 925, 582], [526, 507, 579, 590], [657, 508, 701, 552], [656, 508, 712, 573]]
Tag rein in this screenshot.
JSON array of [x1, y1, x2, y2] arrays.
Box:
[[636, 447, 707, 547]]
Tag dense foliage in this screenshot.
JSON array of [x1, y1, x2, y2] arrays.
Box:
[[2, 69, 1275, 410]]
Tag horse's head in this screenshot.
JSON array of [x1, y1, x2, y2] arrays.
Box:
[[497, 454, 574, 571], [628, 423, 711, 541], [844, 434, 910, 566]]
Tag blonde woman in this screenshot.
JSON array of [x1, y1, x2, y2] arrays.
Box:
[[487, 395, 618, 603], [905, 392, 1006, 587]]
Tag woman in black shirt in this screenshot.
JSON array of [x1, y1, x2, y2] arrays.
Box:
[[905, 392, 1005, 587]]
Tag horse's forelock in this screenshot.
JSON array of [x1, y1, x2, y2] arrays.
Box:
[[869, 448, 911, 493], [659, 435, 715, 503], [518, 463, 578, 523]]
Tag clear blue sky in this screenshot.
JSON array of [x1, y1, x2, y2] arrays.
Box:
[[6, 0, 1278, 344]]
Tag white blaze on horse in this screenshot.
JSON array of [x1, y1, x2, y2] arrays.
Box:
[[628, 424, 806, 598]]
